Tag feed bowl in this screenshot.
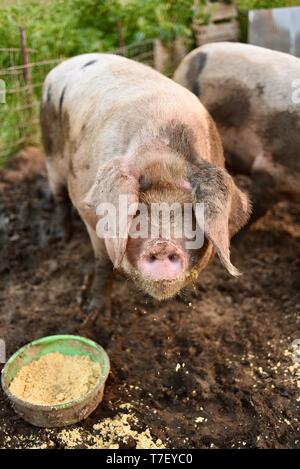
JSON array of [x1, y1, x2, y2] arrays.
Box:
[[1, 334, 110, 427]]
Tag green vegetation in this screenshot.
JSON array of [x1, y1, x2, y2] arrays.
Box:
[[1, 0, 300, 164], [0, 0, 194, 64], [0, 0, 195, 163], [236, 0, 300, 9], [1, 0, 299, 67], [1, 0, 300, 64]]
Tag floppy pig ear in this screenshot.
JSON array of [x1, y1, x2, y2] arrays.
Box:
[[84, 158, 139, 268], [188, 160, 250, 276]]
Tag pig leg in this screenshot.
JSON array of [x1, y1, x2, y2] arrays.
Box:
[[233, 153, 279, 242], [46, 184, 72, 242], [88, 258, 113, 312], [52, 186, 72, 241], [46, 163, 72, 242], [84, 226, 114, 319], [249, 152, 281, 223]]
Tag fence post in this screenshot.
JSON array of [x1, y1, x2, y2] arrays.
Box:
[[117, 20, 125, 49], [19, 26, 34, 143]]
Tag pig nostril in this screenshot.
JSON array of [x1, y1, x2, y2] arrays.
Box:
[[168, 254, 179, 262]]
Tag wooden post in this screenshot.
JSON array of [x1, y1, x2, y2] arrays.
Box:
[[154, 38, 187, 76], [117, 20, 125, 49], [19, 26, 34, 141]]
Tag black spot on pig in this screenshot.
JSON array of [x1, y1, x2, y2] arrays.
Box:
[[256, 83, 265, 96], [46, 85, 52, 103], [81, 59, 98, 69], [60, 110, 70, 148], [69, 158, 76, 179], [139, 175, 151, 192], [188, 160, 228, 219], [160, 117, 224, 166], [40, 102, 70, 157], [262, 110, 300, 171], [209, 81, 251, 128], [59, 86, 67, 120], [186, 52, 207, 97], [160, 120, 199, 163], [40, 102, 59, 155]]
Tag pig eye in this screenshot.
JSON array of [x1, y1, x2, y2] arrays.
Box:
[[168, 254, 179, 262], [139, 175, 150, 192]]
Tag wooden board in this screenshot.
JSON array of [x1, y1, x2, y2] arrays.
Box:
[[206, 2, 238, 22], [194, 20, 239, 45]]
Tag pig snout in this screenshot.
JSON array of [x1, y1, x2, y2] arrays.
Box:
[[137, 241, 187, 281]]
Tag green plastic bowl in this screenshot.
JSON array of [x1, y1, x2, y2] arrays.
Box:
[[1, 334, 110, 427]]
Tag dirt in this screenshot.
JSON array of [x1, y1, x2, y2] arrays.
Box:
[[53, 406, 165, 449], [0, 148, 299, 449]]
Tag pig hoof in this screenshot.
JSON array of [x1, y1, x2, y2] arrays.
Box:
[[82, 297, 111, 326]]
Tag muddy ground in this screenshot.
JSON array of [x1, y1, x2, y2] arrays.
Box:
[[0, 148, 299, 449]]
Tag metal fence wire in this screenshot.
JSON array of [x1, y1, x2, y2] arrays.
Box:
[[0, 39, 154, 164]]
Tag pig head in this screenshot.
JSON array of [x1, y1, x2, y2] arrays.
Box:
[[83, 142, 250, 300]]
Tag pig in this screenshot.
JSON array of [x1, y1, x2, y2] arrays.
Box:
[[40, 53, 250, 313], [174, 42, 300, 226]]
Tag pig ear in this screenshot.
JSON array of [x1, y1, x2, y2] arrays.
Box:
[[83, 158, 139, 268], [188, 161, 251, 276]]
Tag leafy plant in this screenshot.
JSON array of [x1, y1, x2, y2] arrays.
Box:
[[236, 0, 300, 9]]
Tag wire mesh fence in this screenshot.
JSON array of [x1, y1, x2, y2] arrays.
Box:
[[0, 55, 62, 164], [0, 39, 155, 165]]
